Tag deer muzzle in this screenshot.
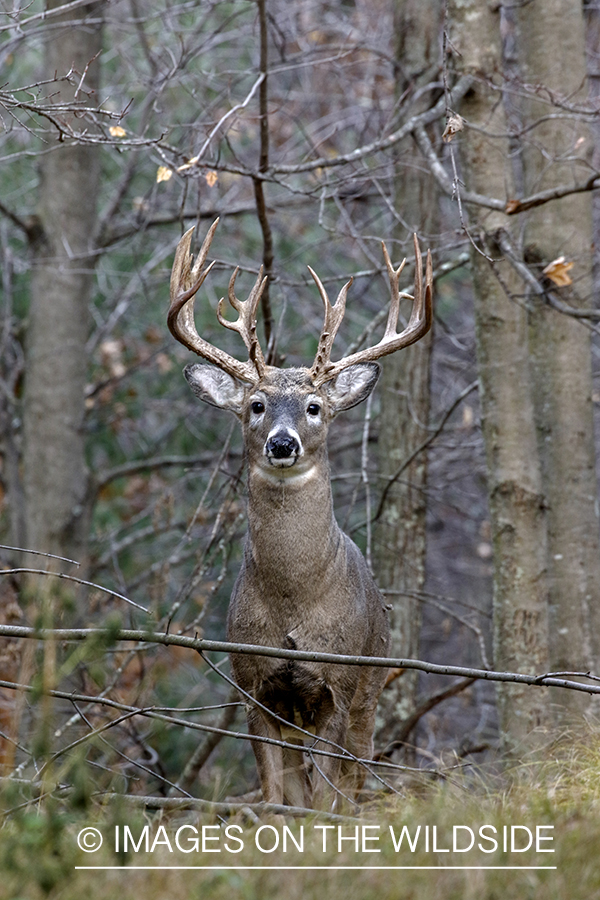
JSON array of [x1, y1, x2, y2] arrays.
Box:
[[265, 430, 302, 467]]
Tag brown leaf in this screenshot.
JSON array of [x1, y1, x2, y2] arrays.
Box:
[[442, 114, 464, 143], [505, 199, 522, 214], [156, 352, 173, 374], [542, 256, 574, 287]]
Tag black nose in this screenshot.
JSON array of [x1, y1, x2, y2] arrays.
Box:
[[266, 434, 300, 459]]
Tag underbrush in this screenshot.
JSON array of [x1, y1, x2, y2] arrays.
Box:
[[1, 737, 599, 900]]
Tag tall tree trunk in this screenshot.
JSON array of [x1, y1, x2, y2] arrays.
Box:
[[374, 0, 439, 750], [23, 2, 103, 580], [586, 0, 600, 301], [515, 0, 600, 713], [448, 0, 550, 746]]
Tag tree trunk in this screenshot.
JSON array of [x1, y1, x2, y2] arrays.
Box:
[[374, 0, 439, 750], [448, 0, 550, 746], [515, 0, 600, 712], [23, 1, 103, 580]]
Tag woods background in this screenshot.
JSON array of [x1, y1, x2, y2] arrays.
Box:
[[1, 0, 600, 817]]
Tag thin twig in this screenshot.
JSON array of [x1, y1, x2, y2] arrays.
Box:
[[373, 380, 478, 522], [0, 676, 427, 774], [378, 678, 477, 758], [269, 74, 474, 175], [0, 545, 80, 566], [1, 569, 149, 613]]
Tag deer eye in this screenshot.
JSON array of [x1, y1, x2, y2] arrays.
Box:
[[307, 403, 321, 416], [251, 401, 265, 415]]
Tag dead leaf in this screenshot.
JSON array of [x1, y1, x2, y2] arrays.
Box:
[[542, 256, 574, 287], [145, 325, 163, 344], [109, 125, 126, 137], [205, 170, 218, 187], [156, 166, 173, 183], [505, 199, 521, 215], [442, 113, 464, 143]]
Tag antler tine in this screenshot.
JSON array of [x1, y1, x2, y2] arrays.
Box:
[[308, 266, 353, 381], [169, 217, 219, 309], [311, 234, 433, 387], [216, 266, 268, 377], [381, 241, 408, 339], [168, 218, 260, 385]]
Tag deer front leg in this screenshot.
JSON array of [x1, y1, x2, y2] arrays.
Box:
[[340, 709, 377, 799], [247, 706, 284, 806], [340, 674, 387, 798], [282, 737, 311, 808], [310, 705, 350, 812]]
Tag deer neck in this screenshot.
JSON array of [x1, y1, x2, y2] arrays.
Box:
[[245, 452, 343, 591]]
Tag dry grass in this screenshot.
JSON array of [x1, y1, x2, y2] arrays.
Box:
[[2, 734, 600, 900]]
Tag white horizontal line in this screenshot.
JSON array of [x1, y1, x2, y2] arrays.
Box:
[[75, 865, 557, 871]]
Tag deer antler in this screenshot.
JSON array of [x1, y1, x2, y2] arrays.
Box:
[[168, 218, 266, 385], [216, 266, 267, 377], [309, 234, 433, 386], [307, 268, 353, 382]]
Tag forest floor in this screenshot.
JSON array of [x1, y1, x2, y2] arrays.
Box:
[[2, 730, 599, 900]]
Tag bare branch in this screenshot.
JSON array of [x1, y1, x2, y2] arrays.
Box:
[[378, 678, 477, 757], [1, 569, 149, 613], [1, 624, 600, 696], [100, 792, 355, 824], [414, 123, 600, 219], [269, 74, 474, 175], [373, 380, 479, 523]]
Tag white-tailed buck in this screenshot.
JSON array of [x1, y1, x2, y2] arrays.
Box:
[[168, 219, 432, 810]]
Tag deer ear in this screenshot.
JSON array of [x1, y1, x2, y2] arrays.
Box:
[[325, 362, 380, 415], [184, 363, 246, 415]]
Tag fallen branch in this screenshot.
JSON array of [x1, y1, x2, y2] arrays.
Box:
[[98, 792, 357, 823]]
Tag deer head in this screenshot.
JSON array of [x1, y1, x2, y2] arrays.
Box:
[[169, 219, 432, 472]]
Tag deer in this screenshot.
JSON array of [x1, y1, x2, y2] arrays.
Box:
[[168, 219, 432, 811]]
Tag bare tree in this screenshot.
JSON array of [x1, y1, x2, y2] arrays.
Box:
[[22, 0, 103, 579], [374, 0, 440, 751], [447, 0, 550, 747], [514, 0, 600, 715]]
